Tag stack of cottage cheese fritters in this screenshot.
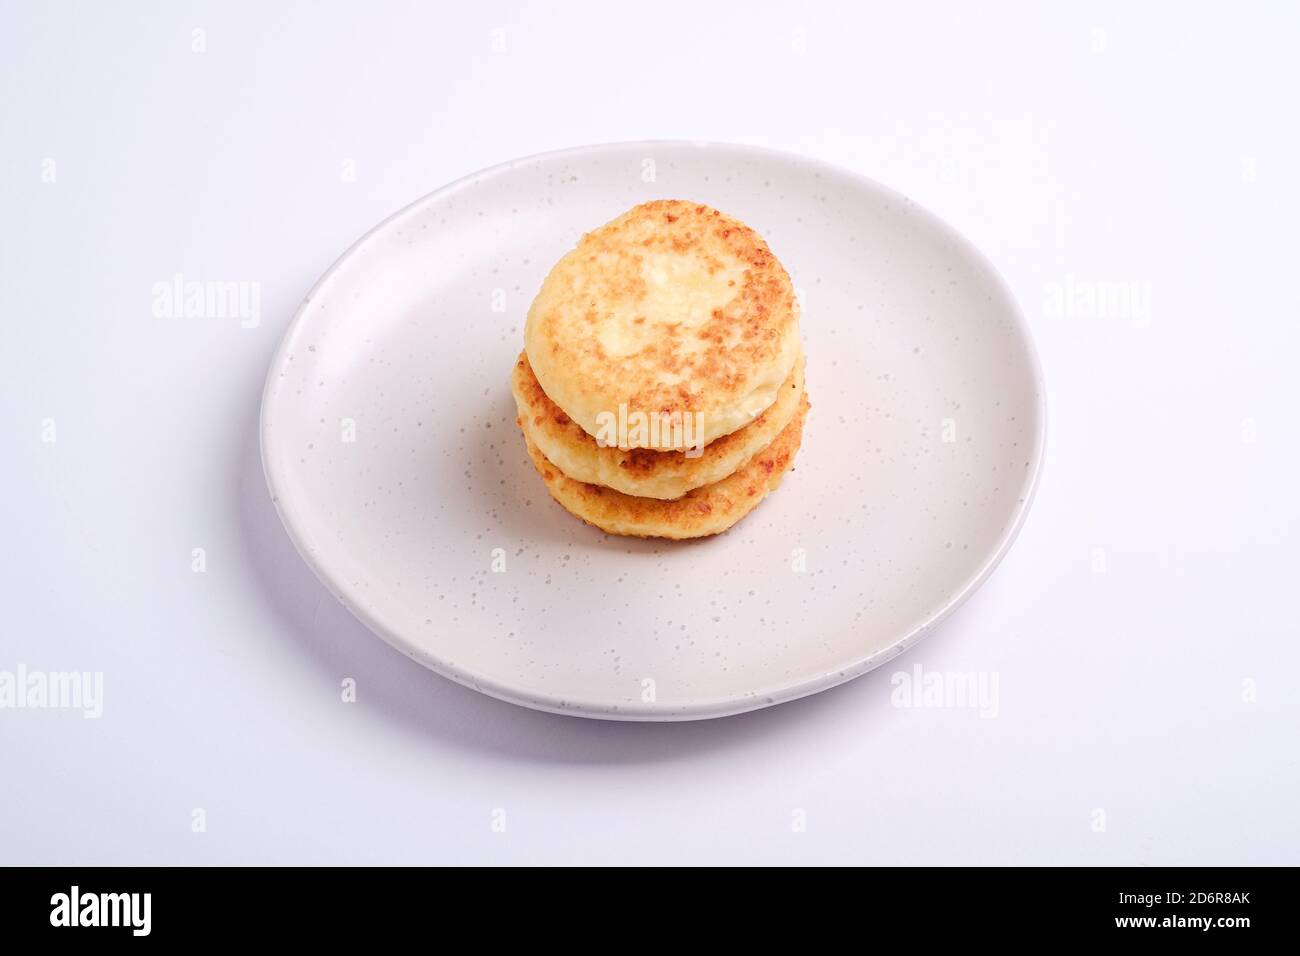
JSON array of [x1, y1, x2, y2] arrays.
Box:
[[512, 200, 809, 539]]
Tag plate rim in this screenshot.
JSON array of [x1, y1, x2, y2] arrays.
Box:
[[260, 139, 1048, 721]]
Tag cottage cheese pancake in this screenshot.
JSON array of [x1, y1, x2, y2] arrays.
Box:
[[512, 349, 805, 500], [520, 395, 809, 539], [524, 200, 801, 451]]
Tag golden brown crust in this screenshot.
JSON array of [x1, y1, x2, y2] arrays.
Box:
[[520, 395, 810, 539], [523, 200, 801, 450], [510, 349, 806, 500]]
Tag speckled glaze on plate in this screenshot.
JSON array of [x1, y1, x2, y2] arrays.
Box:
[[260, 141, 1046, 721]]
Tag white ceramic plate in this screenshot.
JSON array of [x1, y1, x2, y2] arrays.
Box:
[[261, 141, 1045, 721]]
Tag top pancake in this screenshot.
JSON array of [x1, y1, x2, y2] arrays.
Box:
[[524, 199, 801, 451]]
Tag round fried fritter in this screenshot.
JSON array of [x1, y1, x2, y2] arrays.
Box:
[[520, 395, 809, 539], [524, 200, 801, 451], [511, 349, 805, 500]]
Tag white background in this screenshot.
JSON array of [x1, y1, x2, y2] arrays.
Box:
[[2, 0, 1297, 865]]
